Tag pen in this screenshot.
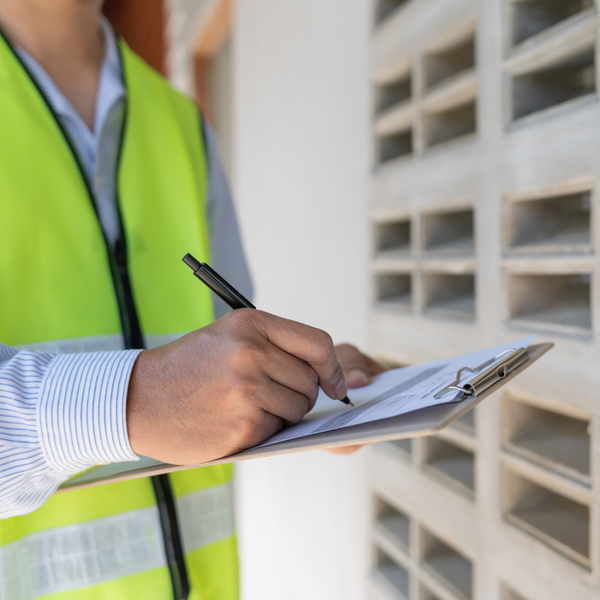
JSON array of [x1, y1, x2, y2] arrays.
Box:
[[183, 253, 354, 407]]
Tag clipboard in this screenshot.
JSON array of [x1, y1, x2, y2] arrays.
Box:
[[60, 342, 552, 492]]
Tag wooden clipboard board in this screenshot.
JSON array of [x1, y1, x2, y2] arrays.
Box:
[[60, 342, 553, 492]]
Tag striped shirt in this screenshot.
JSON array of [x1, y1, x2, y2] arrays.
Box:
[[0, 18, 251, 517]]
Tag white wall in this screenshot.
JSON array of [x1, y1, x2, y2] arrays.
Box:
[[232, 1, 373, 599]]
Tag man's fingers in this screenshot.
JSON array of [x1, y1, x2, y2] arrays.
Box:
[[261, 344, 320, 411], [335, 343, 386, 388], [236, 410, 283, 450], [237, 310, 348, 402], [363, 354, 386, 375], [326, 444, 365, 454], [346, 369, 370, 388], [259, 380, 312, 425]]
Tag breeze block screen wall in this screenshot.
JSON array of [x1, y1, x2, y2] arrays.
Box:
[[368, 1, 600, 599]]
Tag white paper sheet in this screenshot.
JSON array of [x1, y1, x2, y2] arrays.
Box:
[[255, 336, 535, 448]]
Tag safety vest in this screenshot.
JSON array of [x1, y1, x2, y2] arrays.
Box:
[[0, 30, 238, 600]]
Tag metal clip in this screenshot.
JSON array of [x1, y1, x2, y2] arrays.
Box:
[[434, 347, 529, 400]]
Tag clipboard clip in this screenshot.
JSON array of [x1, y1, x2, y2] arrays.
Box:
[[434, 347, 529, 400]]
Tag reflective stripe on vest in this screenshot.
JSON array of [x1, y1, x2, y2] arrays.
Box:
[[0, 483, 234, 600], [178, 483, 235, 554]]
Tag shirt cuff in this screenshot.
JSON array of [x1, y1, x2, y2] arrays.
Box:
[[37, 350, 142, 474]]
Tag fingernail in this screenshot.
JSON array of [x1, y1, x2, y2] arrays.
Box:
[[347, 369, 369, 388], [334, 378, 348, 400]]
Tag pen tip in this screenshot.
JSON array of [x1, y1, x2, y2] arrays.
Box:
[[341, 396, 354, 407]]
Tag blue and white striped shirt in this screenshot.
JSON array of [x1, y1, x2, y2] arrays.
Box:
[[0, 18, 252, 517]]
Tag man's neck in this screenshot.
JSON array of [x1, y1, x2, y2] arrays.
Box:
[[0, 0, 106, 130]]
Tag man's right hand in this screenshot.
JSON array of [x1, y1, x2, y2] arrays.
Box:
[[126, 309, 348, 465]]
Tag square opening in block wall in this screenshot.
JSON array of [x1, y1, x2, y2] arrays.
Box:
[[421, 529, 473, 599], [511, 0, 594, 46], [377, 273, 412, 307], [376, 75, 412, 114], [506, 191, 592, 255], [375, 548, 410, 599], [425, 37, 475, 89], [423, 209, 474, 256], [376, 498, 410, 553], [376, 0, 409, 25], [504, 470, 590, 566], [378, 130, 413, 163], [512, 47, 595, 121], [425, 102, 476, 147], [391, 438, 412, 455], [384, 438, 413, 459], [503, 397, 590, 482], [508, 273, 591, 332], [423, 273, 475, 319], [424, 437, 475, 494], [376, 219, 411, 257], [453, 408, 476, 435]]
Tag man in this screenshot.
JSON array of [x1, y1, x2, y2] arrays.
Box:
[[0, 0, 382, 598]]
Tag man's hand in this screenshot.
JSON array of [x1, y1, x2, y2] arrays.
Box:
[[335, 343, 386, 388], [126, 309, 348, 465], [327, 344, 386, 455]]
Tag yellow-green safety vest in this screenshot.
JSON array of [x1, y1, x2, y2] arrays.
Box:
[[0, 30, 238, 600]]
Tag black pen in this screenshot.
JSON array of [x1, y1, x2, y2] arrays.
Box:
[[183, 253, 354, 407]]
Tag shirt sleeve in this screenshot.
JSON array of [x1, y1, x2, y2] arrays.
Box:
[[0, 343, 141, 518], [203, 121, 254, 319]]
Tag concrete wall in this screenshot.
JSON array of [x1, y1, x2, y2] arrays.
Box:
[[369, 1, 600, 599], [232, 1, 373, 599]]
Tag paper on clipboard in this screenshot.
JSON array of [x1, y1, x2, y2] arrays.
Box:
[[254, 335, 535, 448]]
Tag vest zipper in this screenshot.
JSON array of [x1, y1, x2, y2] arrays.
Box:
[[111, 206, 190, 600], [1, 31, 191, 600], [152, 475, 191, 600]]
